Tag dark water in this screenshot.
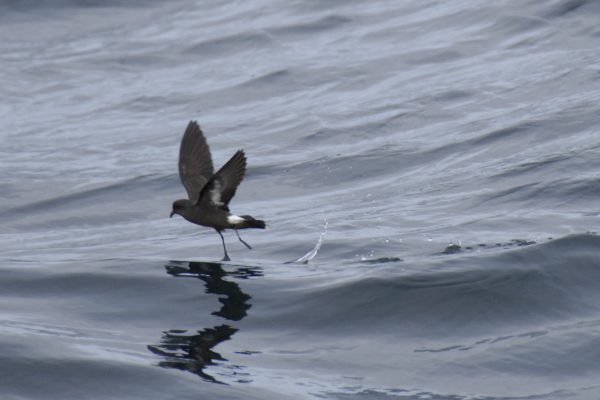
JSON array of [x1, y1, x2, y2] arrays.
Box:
[[2, 1, 600, 399]]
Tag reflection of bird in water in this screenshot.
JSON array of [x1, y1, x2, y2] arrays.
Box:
[[166, 260, 262, 320], [148, 324, 238, 384], [170, 121, 266, 261], [148, 261, 262, 383]]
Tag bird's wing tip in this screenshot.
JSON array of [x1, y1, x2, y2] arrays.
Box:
[[187, 120, 201, 129]]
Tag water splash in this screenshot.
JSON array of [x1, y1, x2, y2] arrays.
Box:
[[287, 218, 328, 264]]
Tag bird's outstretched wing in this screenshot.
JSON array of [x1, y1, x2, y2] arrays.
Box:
[[178, 121, 214, 203], [198, 150, 246, 210]]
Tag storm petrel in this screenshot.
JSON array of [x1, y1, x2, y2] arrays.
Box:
[[170, 121, 265, 261]]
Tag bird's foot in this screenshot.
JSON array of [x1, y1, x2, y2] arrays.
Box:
[[222, 254, 231, 262], [234, 229, 253, 250]]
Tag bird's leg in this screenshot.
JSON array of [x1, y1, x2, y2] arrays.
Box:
[[234, 229, 252, 250], [217, 230, 231, 261]]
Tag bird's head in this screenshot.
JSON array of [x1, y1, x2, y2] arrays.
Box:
[[170, 199, 193, 218]]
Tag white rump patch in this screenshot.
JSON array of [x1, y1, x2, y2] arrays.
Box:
[[227, 215, 245, 225]]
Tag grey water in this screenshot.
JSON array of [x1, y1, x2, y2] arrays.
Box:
[[2, 1, 600, 399]]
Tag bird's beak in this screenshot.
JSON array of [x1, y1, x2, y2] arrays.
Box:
[[170, 211, 175, 218]]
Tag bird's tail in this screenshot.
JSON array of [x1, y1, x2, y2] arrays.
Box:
[[239, 215, 266, 229]]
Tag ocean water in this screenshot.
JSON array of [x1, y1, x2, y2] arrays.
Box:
[[2, 0, 600, 399]]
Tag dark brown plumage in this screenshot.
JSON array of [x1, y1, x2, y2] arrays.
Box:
[[178, 121, 213, 204], [171, 121, 265, 261]]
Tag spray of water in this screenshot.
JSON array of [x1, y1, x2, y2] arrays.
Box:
[[287, 218, 328, 264]]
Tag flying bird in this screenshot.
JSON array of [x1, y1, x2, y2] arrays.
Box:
[[170, 121, 265, 261]]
